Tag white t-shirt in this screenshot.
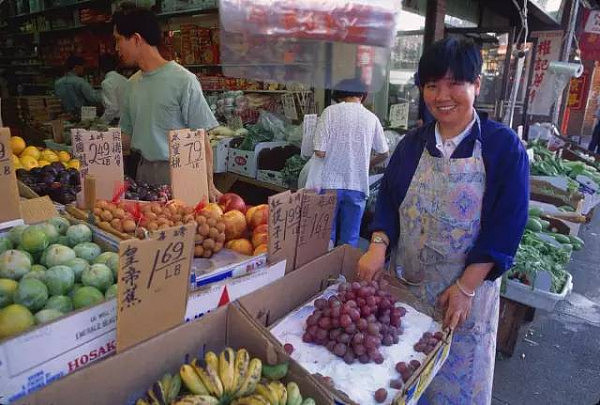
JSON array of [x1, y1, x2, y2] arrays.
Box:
[[434, 116, 476, 158], [313, 102, 388, 195], [100, 71, 128, 123]]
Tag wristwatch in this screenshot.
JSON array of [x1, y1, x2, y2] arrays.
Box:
[[371, 234, 389, 246]]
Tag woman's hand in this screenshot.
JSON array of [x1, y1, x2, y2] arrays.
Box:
[[438, 284, 473, 330], [357, 244, 386, 281]]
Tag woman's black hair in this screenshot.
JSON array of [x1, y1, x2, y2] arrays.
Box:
[[331, 78, 368, 102], [417, 37, 482, 85], [112, 2, 161, 47]]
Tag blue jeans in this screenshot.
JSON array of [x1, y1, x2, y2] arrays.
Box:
[[589, 121, 600, 154], [326, 189, 367, 248]]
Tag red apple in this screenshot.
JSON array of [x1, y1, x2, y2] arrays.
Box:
[[226, 238, 254, 255], [252, 232, 268, 248], [253, 243, 268, 256], [219, 193, 247, 213], [253, 224, 268, 236]]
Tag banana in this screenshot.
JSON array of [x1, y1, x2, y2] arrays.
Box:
[[219, 347, 236, 395], [232, 395, 270, 405], [234, 348, 250, 392], [168, 373, 182, 402], [261, 362, 289, 380], [148, 381, 168, 405], [255, 383, 278, 404], [173, 395, 220, 405], [300, 399, 316, 405], [192, 358, 224, 398], [286, 382, 302, 405], [180, 364, 210, 396], [136, 399, 151, 405], [235, 358, 262, 398], [160, 373, 172, 394], [268, 381, 287, 405]]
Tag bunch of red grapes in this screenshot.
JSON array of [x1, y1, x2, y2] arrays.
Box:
[[302, 280, 407, 365]]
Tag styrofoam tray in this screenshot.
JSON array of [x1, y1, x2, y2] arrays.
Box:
[[502, 272, 573, 311]]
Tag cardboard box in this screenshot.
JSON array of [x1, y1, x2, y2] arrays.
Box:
[[227, 139, 288, 178], [13, 304, 333, 405], [239, 245, 452, 405], [211, 136, 232, 173], [257, 169, 287, 188]]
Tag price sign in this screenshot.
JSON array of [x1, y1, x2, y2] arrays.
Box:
[[282, 93, 298, 120], [389, 103, 409, 129], [71, 128, 124, 200], [169, 129, 209, 206], [0, 128, 22, 228], [116, 223, 195, 352], [268, 190, 303, 273], [296, 190, 336, 268]]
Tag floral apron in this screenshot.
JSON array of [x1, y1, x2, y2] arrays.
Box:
[[395, 119, 500, 404]]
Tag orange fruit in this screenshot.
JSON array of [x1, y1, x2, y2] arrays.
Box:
[[10, 136, 26, 155]]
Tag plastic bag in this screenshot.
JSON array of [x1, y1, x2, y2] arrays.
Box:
[[257, 110, 287, 140], [304, 156, 325, 191]]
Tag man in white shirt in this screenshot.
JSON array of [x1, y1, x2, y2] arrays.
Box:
[[313, 78, 389, 247], [99, 53, 127, 124]]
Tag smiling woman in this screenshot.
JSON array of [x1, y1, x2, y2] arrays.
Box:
[[357, 37, 530, 404]]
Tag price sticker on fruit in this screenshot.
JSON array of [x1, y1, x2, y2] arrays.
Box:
[[71, 128, 124, 200], [168, 129, 209, 207], [0, 127, 23, 228], [116, 222, 195, 352]]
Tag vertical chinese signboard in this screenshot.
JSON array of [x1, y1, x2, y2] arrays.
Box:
[[117, 223, 195, 352], [528, 30, 563, 116], [580, 10, 600, 61], [71, 128, 124, 201], [567, 74, 589, 110], [0, 128, 22, 228], [168, 129, 209, 207]]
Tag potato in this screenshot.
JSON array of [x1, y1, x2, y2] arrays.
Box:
[[183, 206, 195, 215], [207, 217, 217, 227], [172, 214, 182, 222], [194, 245, 204, 257], [151, 203, 162, 214], [106, 203, 116, 212], [215, 222, 226, 232], [122, 219, 136, 233], [93, 207, 102, 216], [183, 214, 195, 223], [195, 234, 205, 243], [203, 238, 215, 250], [147, 222, 159, 231], [100, 210, 113, 222], [96, 200, 109, 210], [110, 218, 123, 232], [198, 223, 210, 237], [113, 208, 126, 219], [196, 215, 207, 225], [145, 212, 158, 221], [217, 233, 226, 242]]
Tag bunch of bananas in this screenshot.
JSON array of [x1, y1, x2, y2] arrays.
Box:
[[137, 348, 316, 405], [136, 373, 182, 405]]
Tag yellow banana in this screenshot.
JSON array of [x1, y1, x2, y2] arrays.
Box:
[[255, 383, 278, 405], [148, 380, 168, 405], [219, 347, 236, 395], [233, 395, 270, 405], [286, 382, 302, 405], [136, 399, 151, 405], [192, 358, 224, 398], [173, 395, 220, 405], [168, 373, 182, 402], [268, 381, 287, 405], [234, 348, 250, 392], [236, 358, 262, 398], [180, 364, 210, 396]]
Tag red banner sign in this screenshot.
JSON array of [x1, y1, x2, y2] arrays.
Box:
[[580, 10, 600, 61], [567, 73, 589, 110]]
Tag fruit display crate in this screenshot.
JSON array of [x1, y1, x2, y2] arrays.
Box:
[[0, 221, 118, 404], [501, 273, 573, 312], [240, 246, 452, 405], [13, 302, 333, 405]]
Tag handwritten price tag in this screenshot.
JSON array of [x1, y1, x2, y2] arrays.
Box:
[[268, 190, 303, 272], [169, 129, 209, 206], [71, 128, 124, 200], [296, 190, 336, 268], [0, 128, 22, 227], [116, 223, 195, 352]]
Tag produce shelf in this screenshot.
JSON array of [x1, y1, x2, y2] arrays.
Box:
[[501, 272, 573, 312], [156, 7, 218, 18], [10, 0, 100, 19]]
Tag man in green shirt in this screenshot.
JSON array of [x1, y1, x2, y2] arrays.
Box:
[[54, 55, 102, 117], [113, 4, 221, 200]]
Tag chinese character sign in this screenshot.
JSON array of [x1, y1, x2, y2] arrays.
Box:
[[580, 10, 600, 61], [528, 31, 563, 116], [71, 128, 124, 200], [567, 73, 588, 110], [168, 129, 209, 206], [268, 190, 302, 272], [116, 223, 195, 352], [0, 128, 21, 225]]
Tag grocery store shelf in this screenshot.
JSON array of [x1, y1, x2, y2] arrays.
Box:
[[11, 0, 99, 19], [157, 7, 218, 18]]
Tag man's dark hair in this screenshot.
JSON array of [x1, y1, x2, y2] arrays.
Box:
[[99, 53, 118, 73], [417, 37, 483, 85], [332, 78, 368, 103], [112, 2, 161, 46], [66, 55, 85, 71]]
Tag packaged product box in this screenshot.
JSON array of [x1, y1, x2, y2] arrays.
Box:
[[13, 303, 332, 405], [239, 245, 452, 405]]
